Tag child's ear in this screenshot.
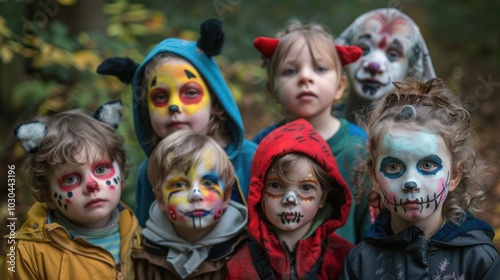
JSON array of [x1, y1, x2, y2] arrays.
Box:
[[448, 164, 463, 192], [334, 75, 347, 102], [222, 186, 233, 209]]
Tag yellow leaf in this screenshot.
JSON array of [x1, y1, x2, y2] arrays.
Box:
[[73, 50, 102, 71], [178, 30, 197, 41], [229, 84, 243, 104], [57, 0, 77, 6], [0, 46, 13, 63]]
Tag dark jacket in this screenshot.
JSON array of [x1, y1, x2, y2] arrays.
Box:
[[341, 211, 500, 279], [227, 119, 353, 280]]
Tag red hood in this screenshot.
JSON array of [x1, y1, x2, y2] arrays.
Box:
[[248, 118, 352, 278]]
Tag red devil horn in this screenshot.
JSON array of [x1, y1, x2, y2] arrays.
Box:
[[254, 37, 280, 59], [335, 45, 362, 66], [254, 36, 362, 66]]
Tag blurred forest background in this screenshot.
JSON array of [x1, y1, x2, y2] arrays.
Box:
[[1, 0, 499, 260]]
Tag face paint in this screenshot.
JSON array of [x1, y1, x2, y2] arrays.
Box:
[[346, 16, 414, 100], [147, 58, 213, 139], [48, 146, 122, 229], [161, 150, 226, 232], [147, 60, 211, 117], [373, 125, 453, 225], [262, 160, 325, 233]]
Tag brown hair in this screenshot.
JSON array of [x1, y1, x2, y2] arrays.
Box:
[[137, 53, 230, 149], [25, 109, 127, 205], [357, 78, 492, 223], [266, 153, 335, 192], [148, 129, 235, 204], [265, 20, 343, 99]]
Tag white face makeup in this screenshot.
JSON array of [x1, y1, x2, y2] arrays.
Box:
[[346, 17, 413, 100], [160, 150, 228, 235], [48, 146, 122, 229], [262, 159, 327, 235], [373, 125, 454, 226]]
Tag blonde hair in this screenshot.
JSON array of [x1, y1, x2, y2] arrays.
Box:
[[25, 110, 127, 204], [148, 130, 235, 204], [358, 78, 492, 223], [265, 20, 343, 98], [137, 53, 230, 149]]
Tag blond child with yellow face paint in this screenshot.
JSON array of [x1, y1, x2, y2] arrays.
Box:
[[132, 130, 247, 279], [97, 19, 256, 227]]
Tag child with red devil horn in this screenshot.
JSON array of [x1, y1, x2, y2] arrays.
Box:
[[251, 20, 371, 246]]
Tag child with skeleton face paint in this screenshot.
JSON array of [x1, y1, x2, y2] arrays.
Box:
[[340, 79, 500, 279], [132, 129, 247, 279], [3, 102, 141, 280], [227, 119, 353, 280], [97, 19, 256, 228]]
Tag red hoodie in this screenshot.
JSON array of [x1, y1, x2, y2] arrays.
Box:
[[227, 119, 353, 280]]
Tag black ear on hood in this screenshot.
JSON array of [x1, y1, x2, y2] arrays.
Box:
[[96, 57, 139, 85], [197, 18, 225, 57]]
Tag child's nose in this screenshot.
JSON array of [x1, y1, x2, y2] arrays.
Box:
[[189, 187, 204, 202], [403, 181, 419, 192], [299, 69, 314, 84], [281, 190, 299, 205], [84, 178, 100, 194]]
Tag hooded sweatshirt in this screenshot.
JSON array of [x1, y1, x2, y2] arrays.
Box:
[[341, 211, 500, 279], [227, 119, 353, 280], [132, 37, 256, 227]]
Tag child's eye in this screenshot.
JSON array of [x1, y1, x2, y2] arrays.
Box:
[[265, 181, 284, 194], [183, 89, 200, 98], [63, 175, 80, 186], [387, 49, 402, 62], [283, 68, 297, 76], [202, 180, 216, 188], [419, 161, 438, 172], [300, 184, 315, 192], [315, 66, 328, 73], [172, 181, 188, 189], [358, 44, 370, 56], [150, 90, 169, 107], [94, 165, 110, 176], [384, 163, 403, 174]]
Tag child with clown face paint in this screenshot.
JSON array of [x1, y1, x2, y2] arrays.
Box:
[[341, 78, 500, 279], [97, 18, 256, 228], [2, 101, 141, 280], [227, 119, 353, 280], [132, 130, 247, 279]]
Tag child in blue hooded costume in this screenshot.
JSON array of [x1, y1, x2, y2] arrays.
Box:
[[97, 19, 256, 227]]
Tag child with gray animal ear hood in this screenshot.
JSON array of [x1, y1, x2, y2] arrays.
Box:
[[341, 78, 500, 279], [3, 101, 141, 280], [97, 18, 256, 228]]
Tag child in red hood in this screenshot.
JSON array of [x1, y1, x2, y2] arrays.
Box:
[[227, 119, 353, 279]]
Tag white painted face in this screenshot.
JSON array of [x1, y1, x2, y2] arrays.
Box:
[[372, 125, 457, 227], [160, 149, 229, 236], [345, 16, 414, 100], [48, 146, 122, 229], [262, 159, 327, 236], [276, 37, 344, 119]]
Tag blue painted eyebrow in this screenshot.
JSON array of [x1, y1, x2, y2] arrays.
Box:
[[380, 156, 406, 179]]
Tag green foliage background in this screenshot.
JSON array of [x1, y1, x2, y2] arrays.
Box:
[[1, 0, 499, 262]]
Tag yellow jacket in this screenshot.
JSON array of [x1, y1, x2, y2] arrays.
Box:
[[2, 202, 141, 280]]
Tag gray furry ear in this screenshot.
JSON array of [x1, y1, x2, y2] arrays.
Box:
[[93, 100, 123, 129], [13, 121, 48, 153]]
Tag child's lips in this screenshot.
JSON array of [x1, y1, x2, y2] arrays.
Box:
[[85, 198, 106, 208], [297, 91, 317, 100]]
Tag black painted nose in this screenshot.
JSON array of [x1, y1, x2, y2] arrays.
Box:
[[404, 181, 418, 190], [169, 105, 180, 113]]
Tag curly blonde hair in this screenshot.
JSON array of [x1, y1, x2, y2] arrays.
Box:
[[357, 78, 492, 223]]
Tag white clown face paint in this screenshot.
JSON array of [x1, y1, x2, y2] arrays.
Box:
[[262, 159, 327, 236], [373, 125, 454, 227], [48, 146, 122, 229]]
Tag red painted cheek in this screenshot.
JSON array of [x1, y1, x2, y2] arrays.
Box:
[[150, 89, 169, 107], [57, 172, 80, 192], [65, 199, 71, 205], [213, 207, 223, 221], [109, 185, 116, 190], [168, 206, 177, 221]]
